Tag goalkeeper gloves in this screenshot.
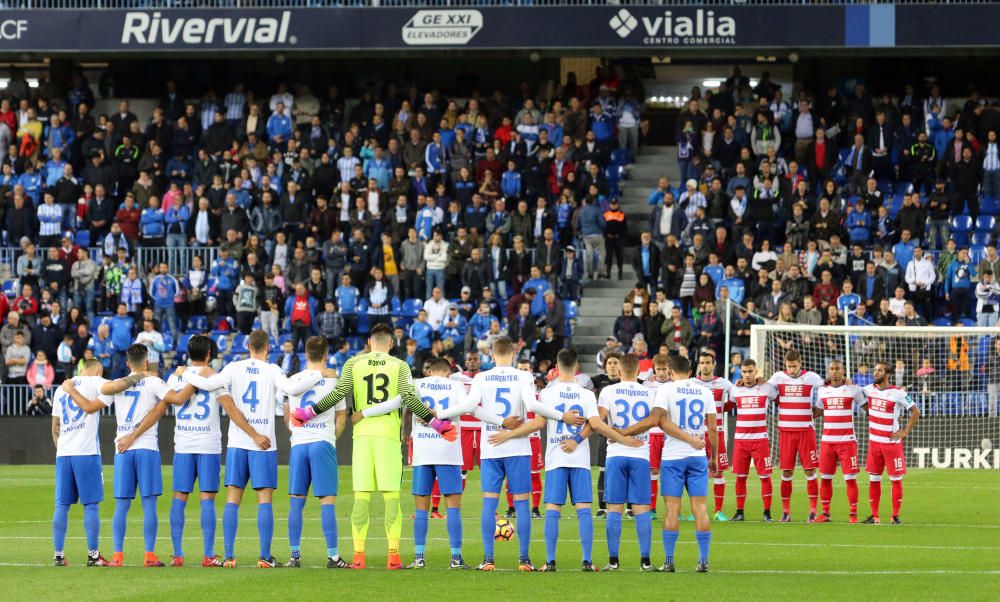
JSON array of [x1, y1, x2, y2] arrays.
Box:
[[428, 417, 457, 442], [290, 405, 317, 427]]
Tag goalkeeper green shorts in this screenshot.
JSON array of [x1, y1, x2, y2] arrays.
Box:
[[352, 436, 403, 492]]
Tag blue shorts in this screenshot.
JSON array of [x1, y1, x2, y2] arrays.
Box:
[[113, 449, 163, 499], [481, 456, 531, 495], [55, 455, 104, 505], [544, 467, 593, 506], [662, 456, 709, 498], [604, 457, 652, 505], [225, 448, 278, 490], [288, 442, 339, 497], [173, 453, 221, 494], [412, 464, 463, 497]]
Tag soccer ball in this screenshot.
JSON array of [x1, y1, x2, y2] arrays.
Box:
[[494, 518, 515, 541]]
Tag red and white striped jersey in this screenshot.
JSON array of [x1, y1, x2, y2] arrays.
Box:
[[767, 370, 824, 431], [451, 371, 478, 424], [731, 383, 778, 441], [642, 378, 670, 435], [861, 385, 916, 445], [815, 384, 865, 443], [695, 376, 733, 426]]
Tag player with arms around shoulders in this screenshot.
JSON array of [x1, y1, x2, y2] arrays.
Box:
[[812, 360, 866, 523], [597, 353, 656, 572], [185, 329, 317, 568], [618, 354, 715, 573], [115, 335, 234, 567], [50, 361, 155, 567], [728, 359, 778, 523], [694, 351, 733, 521], [767, 349, 825, 522], [291, 323, 453, 570], [63, 344, 195, 567], [281, 336, 349, 568], [491, 349, 641, 572], [861, 361, 921, 525]]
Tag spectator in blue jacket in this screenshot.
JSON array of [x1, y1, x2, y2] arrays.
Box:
[[945, 248, 976, 319], [468, 302, 497, 343], [438, 304, 468, 350], [501, 160, 522, 199], [44, 150, 68, 189], [18, 163, 42, 203], [44, 114, 75, 161], [149, 262, 180, 339], [266, 102, 293, 150], [335, 273, 360, 335], [718, 264, 745, 305], [524, 266, 552, 317], [364, 146, 392, 191], [87, 323, 113, 371], [424, 131, 448, 190], [893, 229, 917, 273], [576, 196, 607, 279], [108, 303, 134, 377], [845, 200, 872, 245], [139, 196, 166, 247], [408, 309, 434, 351], [210, 247, 239, 317], [589, 103, 613, 144]]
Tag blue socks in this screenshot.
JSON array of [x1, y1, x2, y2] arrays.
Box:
[[170, 498, 186, 558], [695, 530, 712, 563], [200, 499, 216, 558], [52, 503, 69, 553], [481, 496, 499, 560], [141, 496, 158, 554], [577, 508, 593, 563], [83, 503, 100, 552], [514, 499, 531, 560], [414, 509, 429, 556], [544, 510, 560, 563], [288, 497, 306, 556], [606, 511, 622, 559], [113, 498, 131, 553], [223, 502, 239, 559], [321, 504, 338, 559], [636, 511, 652, 560], [446, 507, 462, 557], [258, 503, 274, 559], [662, 529, 679, 562]]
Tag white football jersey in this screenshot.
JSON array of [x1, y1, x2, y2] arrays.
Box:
[[467, 366, 536, 460], [654, 378, 714, 461], [642, 378, 670, 435], [413, 376, 467, 466], [539, 381, 598, 470], [168, 366, 222, 454], [101, 376, 170, 452], [598, 381, 652, 461], [287, 370, 344, 447], [186, 357, 285, 451], [53, 376, 108, 457]]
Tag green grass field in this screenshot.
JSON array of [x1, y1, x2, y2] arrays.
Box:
[[1, 465, 999, 601]]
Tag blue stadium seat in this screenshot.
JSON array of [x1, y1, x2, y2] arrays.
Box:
[[348, 336, 365, 351], [161, 334, 174, 353], [252, 316, 261, 331], [268, 352, 282, 365], [971, 232, 992, 247], [357, 313, 371, 335], [888, 194, 904, 219], [959, 318, 977, 328], [277, 333, 293, 349], [981, 196, 1000, 215], [74, 230, 90, 248], [97, 315, 114, 330], [186, 315, 208, 333], [951, 215, 973, 246], [231, 334, 249, 354], [390, 297, 402, 315], [2, 279, 17, 299], [611, 148, 631, 167], [975, 215, 996, 233], [564, 300, 578, 320], [932, 318, 952, 327], [402, 298, 422, 318], [212, 333, 229, 353], [175, 334, 192, 356]]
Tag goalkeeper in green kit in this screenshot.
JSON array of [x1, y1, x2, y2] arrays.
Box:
[[290, 324, 456, 569]]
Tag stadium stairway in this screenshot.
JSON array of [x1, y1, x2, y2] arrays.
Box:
[[574, 146, 678, 358]]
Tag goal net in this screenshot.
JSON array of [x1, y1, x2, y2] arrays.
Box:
[[748, 324, 1000, 471]]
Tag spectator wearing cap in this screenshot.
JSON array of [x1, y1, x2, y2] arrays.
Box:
[[559, 245, 583, 301]]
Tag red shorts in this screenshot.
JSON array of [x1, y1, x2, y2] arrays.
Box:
[[731, 439, 773, 476], [649, 433, 665, 469], [866, 441, 906, 477], [530, 437, 544, 472], [461, 427, 481, 471], [819, 440, 860, 476], [706, 431, 729, 472], [778, 430, 818, 471]]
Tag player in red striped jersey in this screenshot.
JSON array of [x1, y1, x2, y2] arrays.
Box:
[[860, 362, 921, 525], [641, 354, 671, 520], [452, 351, 482, 503], [812, 361, 865, 523], [766, 350, 825, 522], [694, 352, 733, 521], [728, 359, 778, 522]]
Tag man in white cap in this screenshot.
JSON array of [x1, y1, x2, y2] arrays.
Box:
[[678, 179, 706, 224]]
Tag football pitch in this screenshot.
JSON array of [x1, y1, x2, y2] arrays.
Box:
[[1, 465, 998, 601]]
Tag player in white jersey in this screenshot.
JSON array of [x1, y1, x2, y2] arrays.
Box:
[[641, 353, 670, 520], [860, 361, 921, 525], [620, 354, 715, 573], [729, 359, 779, 522], [184, 329, 316, 568], [63, 344, 192, 568], [456, 337, 584, 572], [694, 352, 733, 521], [50, 361, 150, 567], [491, 349, 639, 573], [115, 335, 233, 567], [281, 337, 348, 568], [597, 353, 655, 572], [812, 360, 866, 523], [515, 358, 544, 519]]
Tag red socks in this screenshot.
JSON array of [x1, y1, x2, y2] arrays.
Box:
[[531, 472, 542, 509], [820, 478, 833, 515], [806, 476, 819, 514], [735, 476, 747, 511], [891, 479, 903, 517], [650, 474, 659, 510], [780, 478, 792, 514], [869, 479, 882, 517], [505, 490, 514, 509], [846, 478, 859, 515], [713, 478, 726, 513], [761, 477, 773, 512], [432, 482, 441, 511]]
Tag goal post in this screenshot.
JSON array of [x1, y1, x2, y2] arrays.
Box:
[[748, 324, 1000, 471]]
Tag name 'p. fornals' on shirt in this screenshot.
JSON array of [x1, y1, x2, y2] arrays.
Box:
[[413, 376, 467, 466]]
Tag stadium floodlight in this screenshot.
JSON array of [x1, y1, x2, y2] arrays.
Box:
[[702, 79, 722, 89]]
